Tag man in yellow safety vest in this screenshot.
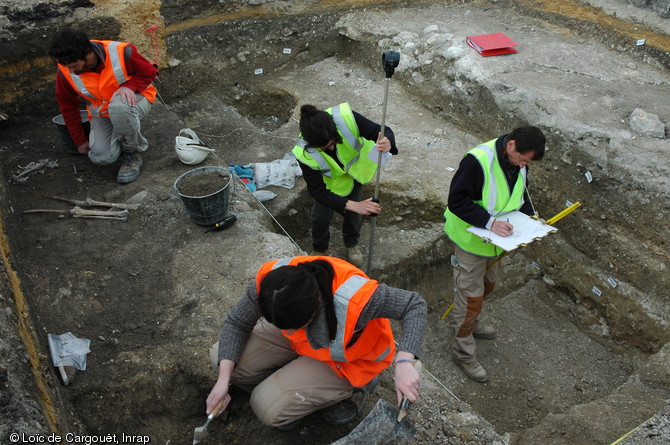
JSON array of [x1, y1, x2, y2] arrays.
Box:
[[444, 126, 546, 383]]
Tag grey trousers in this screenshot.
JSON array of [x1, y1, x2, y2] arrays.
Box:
[[450, 245, 499, 363], [210, 319, 354, 428], [88, 93, 152, 165]]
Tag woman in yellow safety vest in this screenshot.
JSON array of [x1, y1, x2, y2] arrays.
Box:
[[292, 103, 397, 267]]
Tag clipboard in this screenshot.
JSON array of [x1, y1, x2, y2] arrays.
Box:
[[466, 32, 518, 57], [467, 210, 556, 251]]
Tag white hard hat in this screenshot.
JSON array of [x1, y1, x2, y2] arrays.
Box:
[[175, 128, 215, 165]]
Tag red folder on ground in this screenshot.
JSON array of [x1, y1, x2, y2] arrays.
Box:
[[466, 32, 518, 57]]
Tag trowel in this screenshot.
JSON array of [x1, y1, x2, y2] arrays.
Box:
[[330, 360, 422, 445], [193, 400, 225, 445]]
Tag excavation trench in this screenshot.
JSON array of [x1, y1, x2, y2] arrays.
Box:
[[2, 2, 669, 445], [272, 185, 647, 438]]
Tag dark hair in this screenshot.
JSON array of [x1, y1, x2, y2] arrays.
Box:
[[258, 260, 338, 340], [48, 28, 93, 65], [299, 104, 342, 148], [507, 126, 546, 161]]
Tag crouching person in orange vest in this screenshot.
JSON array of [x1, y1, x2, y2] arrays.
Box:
[[48, 28, 158, 184], [206, 255, 427, 431]]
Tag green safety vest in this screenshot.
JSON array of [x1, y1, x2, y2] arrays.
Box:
[[292, 102, 379, 197], [444, 139, 527, 257]]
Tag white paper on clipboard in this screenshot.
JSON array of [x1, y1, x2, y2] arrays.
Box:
[[467, 210, 557, 251]]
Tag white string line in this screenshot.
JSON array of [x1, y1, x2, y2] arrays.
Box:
[[525, 182, 537, 216], [228, 171, 304, 252], [154, 85, 299, 143], [393, 340, 460, 402], [195, 126, 298, 142], [422, 366, 461, 402]]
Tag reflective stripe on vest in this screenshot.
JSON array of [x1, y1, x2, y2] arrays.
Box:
[[67, 74, 96, 105], [67, 41, 128, 117], [332, 104, 362, 152], [331, 104, 362, 172], [295, 141, 334, 178], [330, 274, 368, 362], [107, 41, 127, 85], [272, 258, 292, 268], [474, 143, 527, 215]]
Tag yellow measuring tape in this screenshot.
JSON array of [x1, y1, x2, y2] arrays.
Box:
[[547, 201, 582, 225], [440, 202, 581, 320]]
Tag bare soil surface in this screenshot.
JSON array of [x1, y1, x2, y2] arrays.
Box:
[[1, 1, 669, 445]]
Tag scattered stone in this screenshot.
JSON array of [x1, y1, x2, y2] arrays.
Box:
[[156, 190, 172, 201], [393, 31, 420, 47], [653, 0, 670, 17], [127, 191, 150, 204], [423, 24, 440, 34], [439, 46, 463, 61], [629, 108, 666, 138], [426, 33, 449, 45], [639, 343, 670, 390]]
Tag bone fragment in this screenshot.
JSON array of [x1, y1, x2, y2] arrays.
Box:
[[50, 196, 139, 210]]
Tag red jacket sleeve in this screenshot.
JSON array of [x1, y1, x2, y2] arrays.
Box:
[[121, 44, 158, 94], [55, 70, 88, 147]]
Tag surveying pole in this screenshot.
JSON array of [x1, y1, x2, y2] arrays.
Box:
[[366, 51, 400, 274]]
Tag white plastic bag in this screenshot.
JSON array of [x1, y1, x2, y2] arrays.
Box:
[[252, 160, 296, 189]]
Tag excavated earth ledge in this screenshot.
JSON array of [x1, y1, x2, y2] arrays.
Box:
[[0, 1, 669, 444]]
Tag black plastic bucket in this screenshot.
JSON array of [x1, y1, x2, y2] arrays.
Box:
[[174, 166, 232, 226], [52, 110, 90, 154]]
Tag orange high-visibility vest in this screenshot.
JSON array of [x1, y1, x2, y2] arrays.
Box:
[[255, 256, 395, 387], [58, 40, 157, 119]]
